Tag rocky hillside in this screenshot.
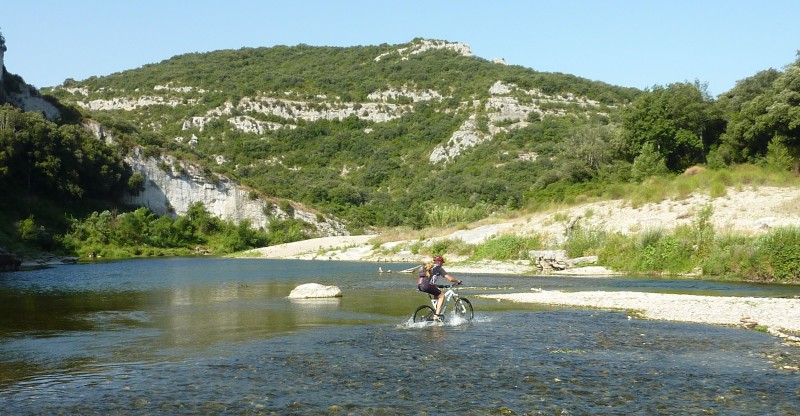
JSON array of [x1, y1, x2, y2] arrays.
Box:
[[42, 38, 639, 231]]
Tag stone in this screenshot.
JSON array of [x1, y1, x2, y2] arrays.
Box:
[[0, 248, 21, 271], [288, 283, 342, 299]]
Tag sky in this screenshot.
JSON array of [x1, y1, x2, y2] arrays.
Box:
[[2, 0, 799, 97]]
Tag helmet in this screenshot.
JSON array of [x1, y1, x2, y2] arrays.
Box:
[[433, 255, 444, 264]]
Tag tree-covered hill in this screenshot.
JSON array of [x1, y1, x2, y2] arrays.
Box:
[[43, 39, 643, 230]]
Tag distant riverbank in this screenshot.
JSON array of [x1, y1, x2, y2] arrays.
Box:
[[480, 290, 800, 341]]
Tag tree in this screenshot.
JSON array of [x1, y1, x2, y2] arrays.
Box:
[[631, 142, 669, 182], [621, 82, 718, 172], [718, 56, 800, 165]]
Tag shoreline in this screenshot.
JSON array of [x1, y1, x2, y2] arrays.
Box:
[[480, 290, 800, 341]]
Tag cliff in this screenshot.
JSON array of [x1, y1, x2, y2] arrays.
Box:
[[123, 147, 350, 236]]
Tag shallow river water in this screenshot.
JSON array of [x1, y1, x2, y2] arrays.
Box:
[[1, 258, 799, 414]]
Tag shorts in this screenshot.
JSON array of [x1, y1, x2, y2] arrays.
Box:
[[418, 280, 441, 297]]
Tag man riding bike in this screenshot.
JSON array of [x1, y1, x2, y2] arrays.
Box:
[[417, 255, 462, 321]]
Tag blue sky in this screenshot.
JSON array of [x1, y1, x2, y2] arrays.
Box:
[[2, 0, 798, 96]]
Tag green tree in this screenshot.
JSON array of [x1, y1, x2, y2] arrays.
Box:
[[631, 142, 669, 182], [621, 82, 719, 172], [719, 57, 800, 165]]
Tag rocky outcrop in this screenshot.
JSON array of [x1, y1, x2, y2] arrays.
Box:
[[6, 86, 60, 121], [429, 114, 487, 163], [288, 283, 343, 299], [0, 39, 59, 120], [122, 148, 349, 236], [429, 80, 605, 163], [0, 248, 21, 272], [374, 39, 472, 62]]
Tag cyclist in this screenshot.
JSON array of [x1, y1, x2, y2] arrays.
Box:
[[418, 255, 462, 321]]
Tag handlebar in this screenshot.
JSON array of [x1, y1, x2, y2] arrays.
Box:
[[436, 282, 463, 289]]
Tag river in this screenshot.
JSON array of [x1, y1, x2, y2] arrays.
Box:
[[1, 258, 798, 414]]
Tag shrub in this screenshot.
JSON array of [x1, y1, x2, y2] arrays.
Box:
[[564, 225, 607, 258], [754, 226, 800, 281], [426, 238, 473, 258], [471, 234, 542, 260], [700, 233, 755, 278]]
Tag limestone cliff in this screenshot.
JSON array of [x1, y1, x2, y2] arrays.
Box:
[[0, 35, 60, 120], [123, 148, 349, 236]]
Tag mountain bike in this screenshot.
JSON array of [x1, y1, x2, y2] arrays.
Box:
[[413, 284, 474, 323]]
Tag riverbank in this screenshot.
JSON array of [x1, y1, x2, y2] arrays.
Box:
[[480, 290, 800, 340]]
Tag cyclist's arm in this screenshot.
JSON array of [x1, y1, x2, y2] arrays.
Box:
[[444, 274, 462, 285]]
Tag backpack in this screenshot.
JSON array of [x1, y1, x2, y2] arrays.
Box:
[[417, 263, 433, 284]]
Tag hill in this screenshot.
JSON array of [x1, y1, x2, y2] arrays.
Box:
[[42, 38, 640, 231]]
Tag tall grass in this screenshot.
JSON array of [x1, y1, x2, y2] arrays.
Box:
[[425, 203, 493, 228], [470, 234, 543, 260], [564, 225, 606, 258]]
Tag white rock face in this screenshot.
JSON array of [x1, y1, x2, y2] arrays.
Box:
[[122, 148, 349, 236], [430, 80, 605, 163], [429, 115, 487, 164], [288, 283, 342, 299], [78, 96, 197, 111], [367, 86, 443, 102], [4, 79, 61, 121], [374, 39, 473, 62]]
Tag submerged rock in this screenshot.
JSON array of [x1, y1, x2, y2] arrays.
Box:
[[288, 283, 342, 299]]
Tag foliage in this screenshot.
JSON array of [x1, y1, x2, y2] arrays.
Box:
[[620, 81, 723, 172], [631, 142, 670, 182], [717, 57, 800, 164], [564, 225, 607, 258], [0, 105, 128, 199], [592, 198, 800, 282], [425, 238, 474, 259], [60, 204, 272, 258], [752, 226, 800, 281], [471, 234, 542, 260]]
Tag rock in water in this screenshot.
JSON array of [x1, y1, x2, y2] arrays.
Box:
[[288, 283, 342, 299]]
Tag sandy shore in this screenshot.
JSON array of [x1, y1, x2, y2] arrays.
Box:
[[480, 290, 800, 339]]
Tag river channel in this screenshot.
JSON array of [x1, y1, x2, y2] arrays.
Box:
[[1, 257, 799, 414]]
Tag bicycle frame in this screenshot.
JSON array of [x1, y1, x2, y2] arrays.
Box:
[[429, 285, 459, 315], [413, 284, 473, 323]]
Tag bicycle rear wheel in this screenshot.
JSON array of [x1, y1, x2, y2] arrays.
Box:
[[413, 305, 435, 322], [453, 298, 474, 321]]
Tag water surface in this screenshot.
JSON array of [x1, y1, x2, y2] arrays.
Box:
[[1, 258, 798, 414]]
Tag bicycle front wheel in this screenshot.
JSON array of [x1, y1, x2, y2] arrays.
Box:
[[453, 298, 474, 321], [413, 305, 435, 322]]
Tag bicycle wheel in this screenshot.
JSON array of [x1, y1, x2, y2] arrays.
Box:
[[453, 298, 474, 321], [413, 305, 435, 322]]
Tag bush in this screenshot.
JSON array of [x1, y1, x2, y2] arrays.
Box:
[[425, 238, 473, 258], [699, 234, 755, 278], [564, 225, 607, 258], [471, 234, 542, 260], [754, 226, 800, 281]]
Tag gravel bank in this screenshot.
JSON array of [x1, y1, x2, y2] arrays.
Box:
[[480, 290, 800, 337]]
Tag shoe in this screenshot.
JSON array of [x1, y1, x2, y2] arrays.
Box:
[[432, 314, 443, 322]]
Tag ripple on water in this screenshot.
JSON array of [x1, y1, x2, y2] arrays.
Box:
[[2, 310, 799, 414]]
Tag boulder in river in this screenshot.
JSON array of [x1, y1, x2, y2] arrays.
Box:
[[288, 283, 343, 299]]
